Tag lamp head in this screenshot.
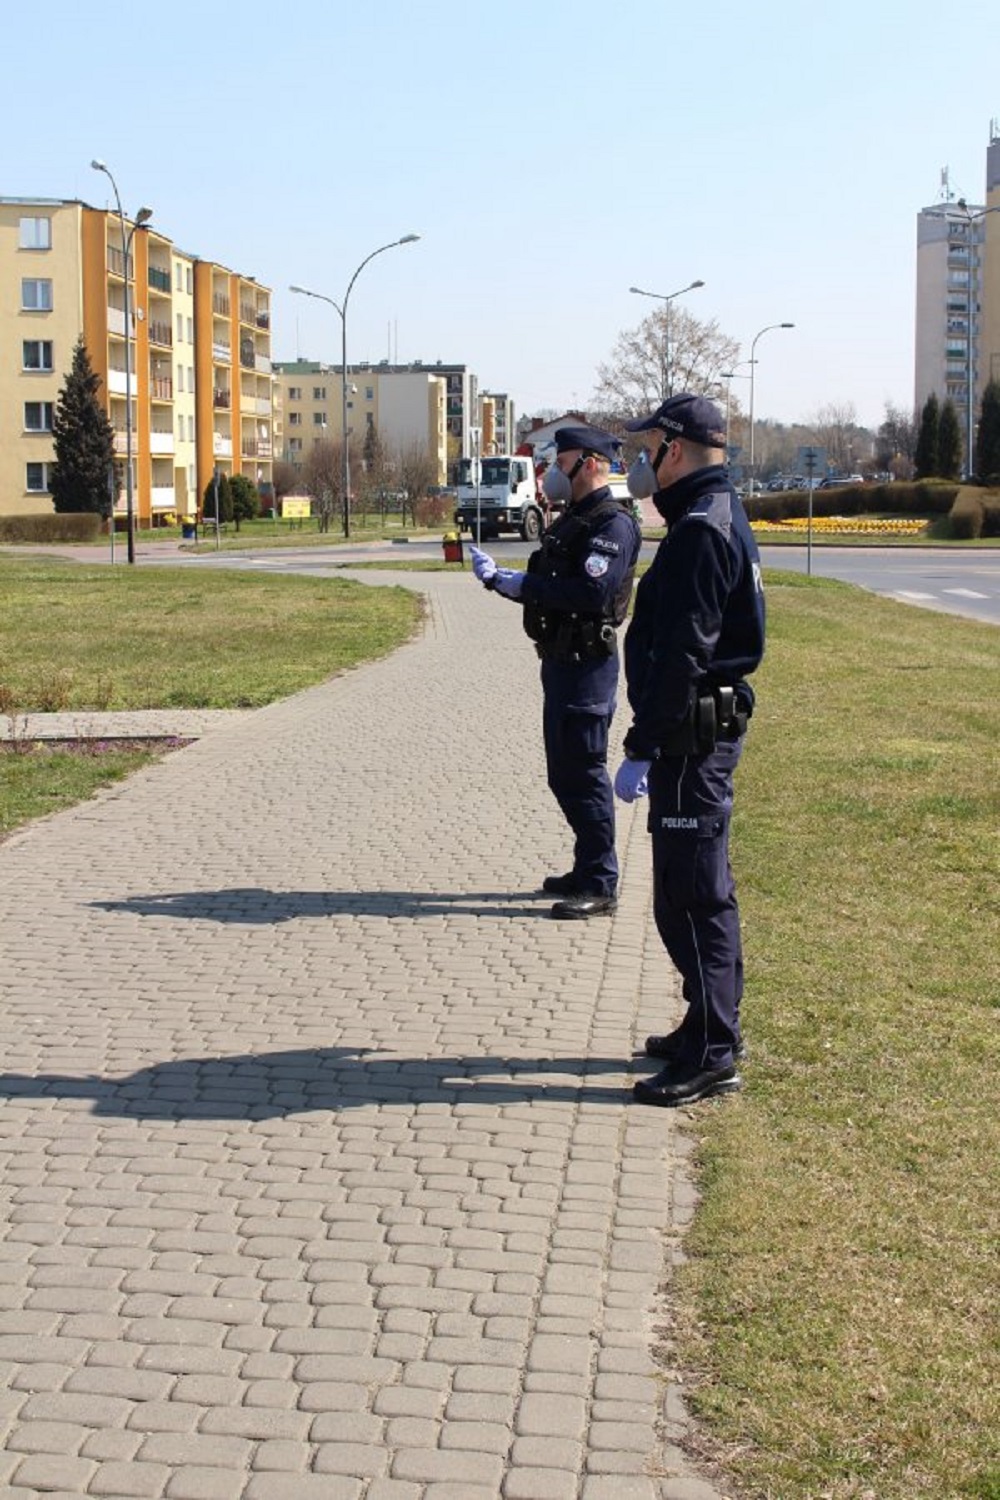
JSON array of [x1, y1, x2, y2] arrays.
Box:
[[289, 284, 308, 294], [628, 286, 643, 294], [690, 279, 705, 289], [136, 207, 153, 227], [781, 322, 795, 328], [398, 234, 420, 244], [91, 159, 107, 173]]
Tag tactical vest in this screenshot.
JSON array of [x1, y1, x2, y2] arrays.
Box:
[[522, 496, 637, 657]]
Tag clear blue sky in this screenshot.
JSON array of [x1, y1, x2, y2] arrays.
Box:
[[5, 0, 999, 429]]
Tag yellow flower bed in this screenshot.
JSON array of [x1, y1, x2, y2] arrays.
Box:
[[750, 516, 928, 535]]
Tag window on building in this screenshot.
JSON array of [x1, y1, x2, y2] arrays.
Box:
[[313, 412, 325, 426], [313, 386, 326, 400], [177, 416, 185, 442], [188, 415, 194, 442], [289, 412, 302, 426], [186, 267, 193, 295], [19, 217, 51, 250], [365, 386, 374, 401], [22, 340, 53, 371], [187, 317, 193, 343], [21, 279, 53, 311], [24, 401, 55, 431], [177, 365, 185, 393], [177, 313, 184, 342], [26, 462, 51, 492], [289, 386, 301, 400], [366, 412, 374, 428], [289, 437, 302, 454], [188, 367, 194, 390], [176, 264, 183, 291]]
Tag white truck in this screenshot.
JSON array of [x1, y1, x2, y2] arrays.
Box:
[[453, 450, 551, 542]]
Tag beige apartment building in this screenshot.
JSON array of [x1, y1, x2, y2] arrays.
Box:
[[273, 361, 448, 485], [0, 196, 272, 522]]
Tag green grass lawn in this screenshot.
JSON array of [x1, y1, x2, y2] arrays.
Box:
[[0, 557, 421, 711], [678, 574, 999, 1499]]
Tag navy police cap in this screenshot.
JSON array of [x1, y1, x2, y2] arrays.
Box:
[[624, 393, 726, 448], [554, 424, 621, 462]]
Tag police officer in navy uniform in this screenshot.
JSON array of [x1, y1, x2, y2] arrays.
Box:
[[471, 425, 642, 919], [613, 394, 765, 1106]]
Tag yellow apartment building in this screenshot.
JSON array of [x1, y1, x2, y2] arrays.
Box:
[[0, 195, 272, 522]]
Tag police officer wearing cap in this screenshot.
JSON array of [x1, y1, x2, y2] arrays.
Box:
[[471, 425, 642, 919], [613, 394, 765, 1106]]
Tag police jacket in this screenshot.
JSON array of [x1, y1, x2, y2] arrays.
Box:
[[519, 487, 642, 652], [622, 466, 765, 759]]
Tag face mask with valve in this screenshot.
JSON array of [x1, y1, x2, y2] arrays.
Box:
[[542, 454, 585, 504]]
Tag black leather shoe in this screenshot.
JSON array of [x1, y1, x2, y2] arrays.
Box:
[[645, 1029, 748, 1063], [549, 893, 618, 920], [542, 871, 580, 896], [633, 1061, 742, 1107]]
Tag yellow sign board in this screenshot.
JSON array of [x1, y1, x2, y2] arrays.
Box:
[[282, 497, 311, 519]]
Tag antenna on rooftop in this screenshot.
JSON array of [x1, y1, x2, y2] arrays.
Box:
[[939, 166, 954, 203]]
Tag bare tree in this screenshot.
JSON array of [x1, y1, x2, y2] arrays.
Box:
[[301, 438, 341, 532], [593, 307, 739, 419], [397, 443, 437, 527], [271, 459, 298, 503], [810, 402, 862, 473], [879, 402, 917, 479]]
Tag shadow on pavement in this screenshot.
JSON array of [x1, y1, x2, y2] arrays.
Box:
[[89, 888, 549, 923], [0, 1047, 637, 1120]]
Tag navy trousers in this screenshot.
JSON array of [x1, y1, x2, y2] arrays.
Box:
[[540, 657, 618, 897], [648, 738, 744, 1068]]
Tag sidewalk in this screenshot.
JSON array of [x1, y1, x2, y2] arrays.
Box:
[[0, 570, 730, 1500]]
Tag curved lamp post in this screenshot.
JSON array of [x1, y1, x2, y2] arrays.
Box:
[[91, 159, 152, 564], [629, 280, 705, 399], [748, 322, 794, 498], [291, 233, 419, 538], [719, 359, 754, 456]]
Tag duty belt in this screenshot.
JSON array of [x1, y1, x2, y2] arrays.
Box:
[[658, 685, 748, 756], [535, 618, 616, 664]]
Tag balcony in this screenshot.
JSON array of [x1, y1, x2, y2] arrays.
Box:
[[148, 266, 171, 294], [107, 368, 129, 396], [107, 306, 126, 337], [255, 310, 270, 329], [148, 320, 172, 348], [255, 354, 271, 374], [212, 342, 232, 363], [255, 397, 272, 416], [149, 432, 175, 455], [213, 294, 230, 317], [151, 486, 175, 511], [213, 389, 231, 409], [213, 434, 233, 457], [150, 376, 173, 401]]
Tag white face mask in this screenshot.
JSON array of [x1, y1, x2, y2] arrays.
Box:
[[627, 451, 657, 500]]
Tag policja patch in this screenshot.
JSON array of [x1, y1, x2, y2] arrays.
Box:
[[585, 553, 610, 578]]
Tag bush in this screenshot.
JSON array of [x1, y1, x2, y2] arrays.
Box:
[[0, 513, 102, 544], [948, 492, 985, 539], [745, 481, 958, 525], [979, 496, 1000, 537], [413, 494, 454, 528]]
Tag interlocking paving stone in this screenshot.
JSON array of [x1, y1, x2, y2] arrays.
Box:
[[0, 568, 730, 1499]]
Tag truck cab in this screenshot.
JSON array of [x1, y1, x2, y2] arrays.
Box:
[[453, 454, 546, 541]]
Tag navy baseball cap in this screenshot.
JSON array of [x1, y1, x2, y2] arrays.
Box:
[[554, 425, 622, 462], [624, 394, 726, 448]]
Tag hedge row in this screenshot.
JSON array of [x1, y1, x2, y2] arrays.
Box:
[[745, 482, 958, 523], [0, 513, 103, 544], [949, 492, 1000, 539]]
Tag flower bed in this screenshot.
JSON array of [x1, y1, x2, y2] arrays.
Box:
[[750, 516, 928, 536]]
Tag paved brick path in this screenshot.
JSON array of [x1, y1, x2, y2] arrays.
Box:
[[0, 571, 730, 1499]]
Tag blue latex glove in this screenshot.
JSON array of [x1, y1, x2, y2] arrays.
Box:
[[470, 544, 497, 583], [493, 569, 525, 600], [614, 757, 652, 802]]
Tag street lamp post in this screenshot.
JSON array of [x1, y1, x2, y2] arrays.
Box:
[[748, 322, 795, 498], [719, 360, 754, 456], [629, 280, 705, 399], [955, 198, 1000, 477], [291, 233, 419, 538], [91, 160, 152, 565]]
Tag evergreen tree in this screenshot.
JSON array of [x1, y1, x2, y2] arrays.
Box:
[[914, 393, 940, 479], [975, 380, 1000, 484], [49, 337, 117, 515], [202, 471, 233, 523], [937, 399, 962, 480], [229, 473, 259, 530]]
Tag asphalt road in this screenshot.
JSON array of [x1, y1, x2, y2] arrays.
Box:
[[171, 539, 1000, 628]]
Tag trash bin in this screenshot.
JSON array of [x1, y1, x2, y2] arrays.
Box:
[[442, 530, 464, 565], [181, 521, 197, 541]]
